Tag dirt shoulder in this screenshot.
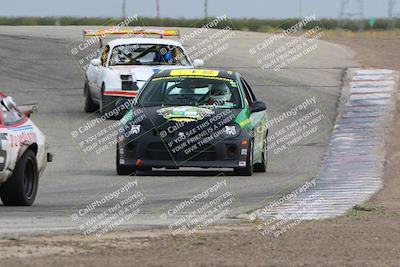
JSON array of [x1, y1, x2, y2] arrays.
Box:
[[1, 37, 400, 267]]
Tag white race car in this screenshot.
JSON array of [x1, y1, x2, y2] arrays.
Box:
[[0, 93, 52, 206], [83, 29, 204, 117]]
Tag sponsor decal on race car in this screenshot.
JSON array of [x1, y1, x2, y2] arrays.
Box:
[[170, 69, 220, 77], [9, 125, 37, 147], [156, 106, 215, 122]]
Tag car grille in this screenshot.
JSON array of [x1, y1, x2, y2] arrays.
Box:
[[184, 147, 217, 161], [146, 142, 217, 162], [146, 143, 174, 161]]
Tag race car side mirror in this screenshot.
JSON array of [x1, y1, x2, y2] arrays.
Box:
[[91, 58, 101, 66], [3, 96, 17, 110], [250, 101, 267, 113], [18, 104, 38, 118], [193, 59, 204, 68]]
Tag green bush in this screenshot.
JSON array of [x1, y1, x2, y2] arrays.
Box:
[[0, 16, 399, 31]]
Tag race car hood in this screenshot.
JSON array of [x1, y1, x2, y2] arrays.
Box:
[[109, 65, 191, 82], [123, 106, 243, 134]]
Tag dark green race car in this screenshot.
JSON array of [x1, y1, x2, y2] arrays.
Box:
[[116, 69, 268, 176]]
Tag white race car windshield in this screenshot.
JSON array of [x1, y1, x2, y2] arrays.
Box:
[[109, 44, 191, 66]]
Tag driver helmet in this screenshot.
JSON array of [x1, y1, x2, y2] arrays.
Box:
[[209, 82, 231, 103]]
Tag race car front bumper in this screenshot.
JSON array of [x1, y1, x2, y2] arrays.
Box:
[[117, 130, 252, 169]]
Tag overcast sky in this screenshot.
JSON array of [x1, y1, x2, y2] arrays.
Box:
[[0, 0, 396, 19]]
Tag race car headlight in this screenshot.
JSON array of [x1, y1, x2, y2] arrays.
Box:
[[129, 125, 141, 135], [222, 125, 240, 138], [118, 122, 141, 142]]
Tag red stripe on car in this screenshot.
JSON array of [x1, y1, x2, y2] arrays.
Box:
[[104, 91, 138, 97]]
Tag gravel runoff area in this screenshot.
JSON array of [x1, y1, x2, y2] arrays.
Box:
[[0, 36, 400, 267]]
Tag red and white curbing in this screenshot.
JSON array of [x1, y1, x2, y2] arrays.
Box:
[[253, 68, 399, 221]]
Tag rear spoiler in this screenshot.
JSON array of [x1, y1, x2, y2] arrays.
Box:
[[17, 104, 38, 117], [83, 28, 180, 47]]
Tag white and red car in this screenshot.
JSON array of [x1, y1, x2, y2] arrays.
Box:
[[0, 93, 52, 206], [83, 29, 204, 117]]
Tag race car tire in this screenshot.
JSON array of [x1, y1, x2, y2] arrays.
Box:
[[116, 145, 136, 175], [254, 138, 268, 173], [84, 81, 97, 113], [234, 140, 254, 176], [0, 149, 39, 206]]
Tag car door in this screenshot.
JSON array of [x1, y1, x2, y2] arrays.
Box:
[[89, 45, 110, 101], [0, 104, 22, 182], [241, 77, 267, 160], [0, 108, 10, 183]]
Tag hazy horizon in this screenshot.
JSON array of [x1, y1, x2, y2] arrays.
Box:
[[0, 0, 398, 19]]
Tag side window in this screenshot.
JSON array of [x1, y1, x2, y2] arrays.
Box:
[[2, 106, 24, 126], [101, 45, 110, 66], [241, 78, 257, 102], [240, 78, 255, 105]]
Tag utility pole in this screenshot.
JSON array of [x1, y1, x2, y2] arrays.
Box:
[[204, 0, 208, 19], [389, 0, 395, 18], [360, 0, 364, 19], [156, 0, 160, 19], [122, 0, 126, 19], [388, 0, 400, 29], [299, 0, 303, 18], [339, 0, 364, 30], [339, 0, 364, 19]]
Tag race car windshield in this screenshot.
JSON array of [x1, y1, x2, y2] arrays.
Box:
[[136, 77, 242, 108], [109, 44, 191, 66]]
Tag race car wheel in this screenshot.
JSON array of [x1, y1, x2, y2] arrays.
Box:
[[84, 80, 97, 113], [254, 138, 268, 173], [234, 140, 254, 176], [0, 149, 39, 206], [116, 145, 136, 175]]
